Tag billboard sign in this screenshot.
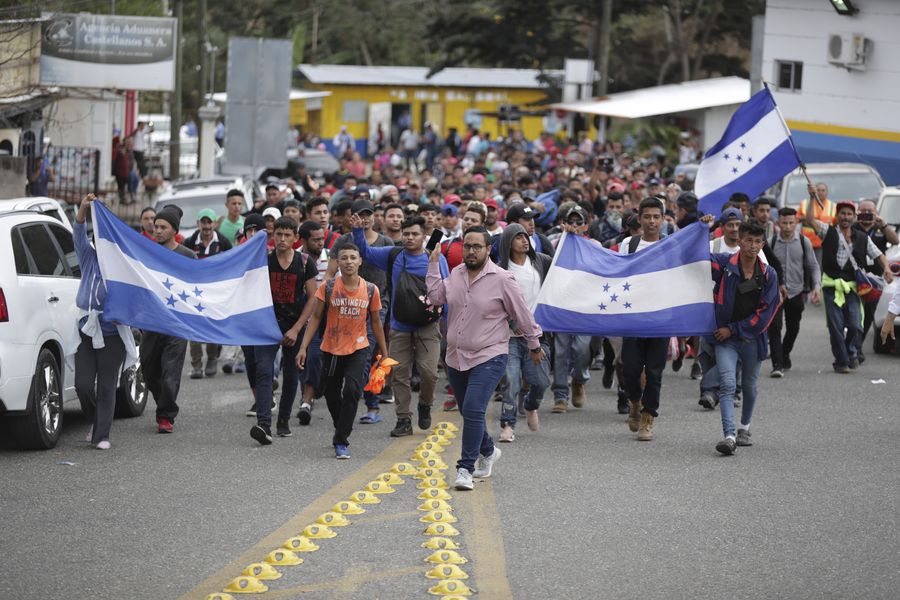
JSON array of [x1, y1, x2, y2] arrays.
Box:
[[40, 13, 176, 91]]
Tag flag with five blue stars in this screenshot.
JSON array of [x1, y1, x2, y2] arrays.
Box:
[[534, 223, 716, 336], [92, 201, 282, 345], [694, 86, 801, 216]]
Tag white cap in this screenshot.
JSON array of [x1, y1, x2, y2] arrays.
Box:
[[262, 207, 281, 219]]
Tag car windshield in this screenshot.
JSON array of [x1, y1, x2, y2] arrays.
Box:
[[784, 172, 883, 207], [880, 195, 900, 226], [155, 195, 222, 227]]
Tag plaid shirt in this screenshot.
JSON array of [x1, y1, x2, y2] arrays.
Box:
[[816, 222, 882, 268]]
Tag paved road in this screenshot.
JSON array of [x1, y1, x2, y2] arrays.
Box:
[[2, 306, 898, 600]]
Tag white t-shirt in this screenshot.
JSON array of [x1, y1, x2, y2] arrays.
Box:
[[618, 236, 660, 254], [508, 259, 542, 311], [710, 237, 769, 264]]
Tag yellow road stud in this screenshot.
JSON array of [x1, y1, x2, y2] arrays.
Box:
[[418, 487, 453, 500], [349, 491, 381, 504], [264, 549, 303, 566], [418, 458, 449, 470], [417, 477, 449, 490], [423, 523, 461, 536], [439, 595, 474, 600], [425, 549, 468, 564], [377, 472, 405, 485], [436, 422, 459, 432], [425, 434, 451, 446], [302, 524, 337, 539], [317, 512, 351, 527], [418, 441, 443, 453], [414, 467, 442, 480], [433, 429, 457, 439], [413, 449, 435, 461], [205, 594, 236, 600], [283, 536, 319, 552], [421, 536, 461, 550], [242, 563, 281, 580], [420, 510, 458, 524], [418, 499, 453, 512], [332, 500, 365, 515], [427, 579, 473, 596], [425, 563, 469, 580], [365, 480, 396, 494], [224, 576, 268, 594], [391, 462, 415, 474]]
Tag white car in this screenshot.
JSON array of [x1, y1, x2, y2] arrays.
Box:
[[155, 176, 259, 240], [0, 197, 72, 230], [0, 210, 147, 449], [877, 186, 900, 228], [776, 162, 885, 209], [872, 245, 900, 354]]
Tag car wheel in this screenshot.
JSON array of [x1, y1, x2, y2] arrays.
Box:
[[873, 326, 896, 354], [12, 349, 63, 450], [115, 362, 148, 418]]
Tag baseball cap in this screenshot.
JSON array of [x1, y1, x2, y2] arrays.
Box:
[[471, 173, 486, 184], [565, 206, 589, 223], [676, 192, 698, 210], [835, 200, 857, 214], [720, 207, 743, 223], [197, 208, 217, 222], [243, 213, 266, 231], [522, 189, 537, 200], [262, 207, 282, 220], [441, 204, 458, 216], [607, 182, 626, 194], [443, 193, 462, 206], [483, 198, 499, 210], [353, 184, 370, 198], [506, 204, 536, 222], [351, 198, 375, 214], [647, 178, 662, 187]]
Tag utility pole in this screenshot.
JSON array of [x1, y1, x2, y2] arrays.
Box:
[[169, 0, 182, 180], [597, 0, 612, 96], [311, 4, 319, 65], [198, 0, 208, 167]]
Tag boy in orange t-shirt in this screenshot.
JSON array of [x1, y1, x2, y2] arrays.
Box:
[[297, 243, 388, 459]]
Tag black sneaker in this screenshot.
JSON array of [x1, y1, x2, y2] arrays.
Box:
[[245, 403, 257, 417], [857, 351, 866, 364], [698, 392, 717, 410], [251, 424, 273, 445], [390, 418, 413, 437], [690, 362, 702, 380], [222, 361, 234, 374], [297, 403, 312, 426], [736, 428, 752, 446], [417, 403, 432, 430], [848, 357, 860, 370], [672, 353, 684, 372], [716, 437, 736, 455], [783, 356, 792, 371], [602, 364, 614, 389], [276, 419, 292, 437], [616, 388, 629, 414]]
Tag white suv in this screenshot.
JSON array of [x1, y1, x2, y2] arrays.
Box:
[[0, 210, 147, 449]]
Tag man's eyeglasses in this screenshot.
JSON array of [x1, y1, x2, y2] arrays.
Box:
[[463, 244, 486, 252]]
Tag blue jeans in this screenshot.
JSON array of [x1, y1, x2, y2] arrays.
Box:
[[253, 342, 301, 427], [823, 288, 862, 367], [363, 307, 387, 410], [300, 331, 323, 390], [714, 337, 760, 438], [699, 337, 741, 400], [501, 338, 550, 428], [552, 333, 591, 401], [446, 354, 509, 474]]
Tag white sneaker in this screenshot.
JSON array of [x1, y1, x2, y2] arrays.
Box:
[[472, 447, 501, 478], [454, 467, 474, 491]]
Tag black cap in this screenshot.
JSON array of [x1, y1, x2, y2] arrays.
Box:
[[155, 207, 181, 232], [565, 206, 589, 222], [506, 203, 536, 222], [676, 192, 698, 210], [351, 198, 375, 214], [243, 213, 266, 231]]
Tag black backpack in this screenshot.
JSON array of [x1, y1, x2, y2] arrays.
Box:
[[385, 248, 443, 327]]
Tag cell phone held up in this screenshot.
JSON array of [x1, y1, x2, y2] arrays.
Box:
[[425, 230, 444, 253]]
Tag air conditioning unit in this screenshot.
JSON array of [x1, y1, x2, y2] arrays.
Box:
[[0, 129, 20, 156], [827, 33, 872, 69]]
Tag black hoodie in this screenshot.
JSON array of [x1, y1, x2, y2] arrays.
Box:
[[497, 223, 552, 282]]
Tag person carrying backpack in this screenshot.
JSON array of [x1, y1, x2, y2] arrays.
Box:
[[352, 214, 450, 437], [296, 243, 387, 459]]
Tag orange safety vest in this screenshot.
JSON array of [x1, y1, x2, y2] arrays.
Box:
[[797, 198, 836, 248]]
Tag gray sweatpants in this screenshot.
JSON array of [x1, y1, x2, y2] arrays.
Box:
[[75, 332, 126, 444]]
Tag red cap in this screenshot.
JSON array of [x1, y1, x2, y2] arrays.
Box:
[[483, 198, 499, 209], [835, 200, 857, 214], [443, 194, 462, 205]]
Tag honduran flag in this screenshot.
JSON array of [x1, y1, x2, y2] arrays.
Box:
[[534, 222, 716, 337], [92, 201, 282, 345]]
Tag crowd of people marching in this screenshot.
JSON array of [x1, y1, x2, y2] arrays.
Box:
[[73, 126, 898, 489]]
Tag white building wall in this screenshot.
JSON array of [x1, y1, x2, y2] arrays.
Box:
[[763, 0, 900, 133]]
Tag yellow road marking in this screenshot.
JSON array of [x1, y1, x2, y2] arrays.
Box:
[[454, 477, 514, 599], [177, 435, 422, 600], [350, 510, 420, 525], [261, 565, 422, 597]]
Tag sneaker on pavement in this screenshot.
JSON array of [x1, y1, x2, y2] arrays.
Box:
[[234, 361, 246, 373], [734, 394, 742, 408], [736, 428, 753, 446], [551, 399, 567, 413], [205, 359, 217, 378], [417, 403, 432, 430], [690, 361, 702, 380], [526, 409, 540, 432], [222, 360, 233, 374], [245, 403, 257, 417], [770, 369, 784, 378], [672, 353, 684, 372], [276, 419, 292, 437], [602, 364, 614, 389], [335, 444, 351, 459], [616, 388, 629, 414], [250, 424, 273, 445], [157, 417, 174, 433], [848, 357, 860, 370], [499, 425, 515, 442], [443, 398, 458, 411], [96, 440, 111, 450], [833, 364, 850, 374], [698, 393, 717, 410], [473, 447, 502, 478], [716, 436, 736, 455], [297, 403, 312, 426], [571, 383, 586, 408], [189, 368, 203, 380], [390, 418, 413, 437], [454, 467, 474, 491], [783, 356, 792, 371]]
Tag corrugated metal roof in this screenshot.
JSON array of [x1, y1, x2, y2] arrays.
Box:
[[297, 64, 559, 89], [551, 77, 750, 119], [208, 89, 331, 103]]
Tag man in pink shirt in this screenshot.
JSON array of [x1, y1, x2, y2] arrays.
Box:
[[427, 226, 545, 491]]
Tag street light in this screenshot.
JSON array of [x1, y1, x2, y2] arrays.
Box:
[[829, 0, 859, 16]]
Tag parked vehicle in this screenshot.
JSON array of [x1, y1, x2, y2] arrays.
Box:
[[777, 163, 885, 209], [876, 186, 900, 227], [0, 210, 148, 449], [155, 176, 259, 239], [872, 245, 900, 355], [0, 197, 72, 230]]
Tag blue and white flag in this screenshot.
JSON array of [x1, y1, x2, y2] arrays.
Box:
[[92, 201, 282, 345], [534, 223, 716, 337], [695, 86, 801, 216]]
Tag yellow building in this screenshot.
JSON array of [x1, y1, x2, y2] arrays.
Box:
[[295, 64, 558, 155]]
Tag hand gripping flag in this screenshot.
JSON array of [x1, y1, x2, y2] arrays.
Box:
[[92, 201, 282, 345], [534, 222, 716, 337], [694, 86, 801, 216]]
